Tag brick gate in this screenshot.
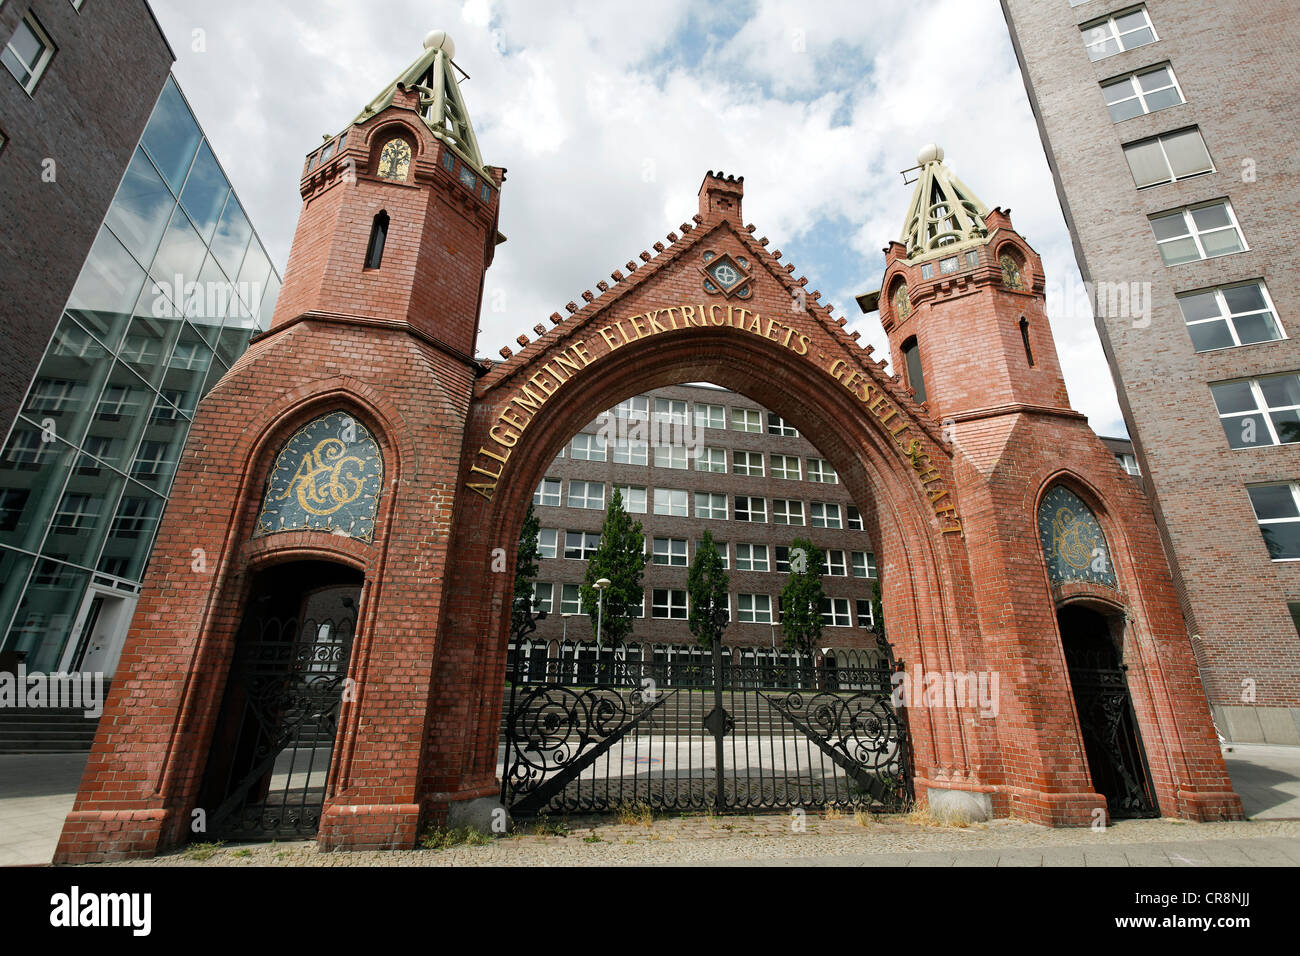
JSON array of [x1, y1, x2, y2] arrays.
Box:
[[53, 34, 1241, 862]]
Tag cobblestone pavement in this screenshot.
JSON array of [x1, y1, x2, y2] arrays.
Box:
[[8, 745, 1300, 866], [101, 814, 1300, 867]]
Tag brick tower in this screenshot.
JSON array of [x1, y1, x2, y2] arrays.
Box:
[[878, 144, 1240, 823], [55, 29, 506, 861]]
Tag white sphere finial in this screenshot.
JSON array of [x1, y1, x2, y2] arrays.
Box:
[[917, 143, 944, 166], [423, 29, 456, 59]]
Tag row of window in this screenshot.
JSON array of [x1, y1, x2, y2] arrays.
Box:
[[1079, 10, 1288, 355], [531, 582, 875, 628], [534, 479, 864, 529], [2, 5, 66, 95], [539, 529, 878, 577], [561, 435, 837, 481], [605, 397, 798, 436]]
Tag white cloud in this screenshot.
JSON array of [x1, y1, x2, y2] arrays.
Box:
[[150, 0, 1127, 436]]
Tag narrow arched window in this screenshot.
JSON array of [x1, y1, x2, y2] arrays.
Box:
[[901, 336, 926, 404], [364, 211, 388, 270], [1020, 317, 1036, 367]]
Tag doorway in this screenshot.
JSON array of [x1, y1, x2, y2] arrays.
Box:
[[198, 561, 363, 841], [1058, 604, 1158, 819]]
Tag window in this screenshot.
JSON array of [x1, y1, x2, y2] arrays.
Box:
[[920, 263, 934, 280], [612, 440, 648, 465], [51, 494, 100, 534], [652, 588, 688, 619], [1248, 484, 1300, 561], [810, 502, 842, 529], [1115, 453, 1141, 476], [772, 455, 801, 480], [901, 337, 927, 404], [694, 403, 725, 429], [1020, 317, 1036, 367], [1211, 374, 1300, 449], [614, 395, 649, 419], [851, 551, 874, 578], [654, 398, 688, 424], [1150, 201, 1246, 265], [698, 540, 729, 569], [3, 13, 55, 93], [738, 594, 773, 624], [695, 492, 727, 519], [825, 550, 848, 576], [775, 546, 791, 574], [807, 458, 838, 484], [695, 446, 727, 473], [364, 211, 388, 269], [568, 480, 605, 509], [735, 544, 769, 572], [564, 531, 600, 560], [1101, 64, 1184, 122], [653, 444, 688, 470], [532, 582, 554, 614], [772, 498, 804, 526], [561, 584, 582, 615], [734, 451, 765, 477], [1123, 128, 1213, 188], [653, 537, 688, 567], [570, 433, 607, 461], [534, 478, 561, 507], [735, 495, 766, 522], [1081, 6, 1157, 61], [767, 413, 798, 437], [538, 528, 558, 559], [1178, 281, 1284, 352], [654, 488, 688, 516], [821, 598, 851, 627], [847, 505, 865, 531], [730, 408, 762, 433], [615, 485, 647, 514], [856, 599, 875, 628]]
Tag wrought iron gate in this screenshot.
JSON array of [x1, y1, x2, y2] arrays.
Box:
[[199, 582, 360, 841], [1064, 644, 1158, 819], [500, 644, 912, 815]]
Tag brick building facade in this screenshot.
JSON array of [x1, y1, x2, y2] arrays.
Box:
[[1000, 0, 1300, 743], [55, 31, 1241, 862], [525, 381, 887, 661]]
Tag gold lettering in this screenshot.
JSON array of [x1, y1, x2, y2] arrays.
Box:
[[571, 340, 595, 365], [709, 304, 725, 326], [829, 359, 848, 382], [479, 445, 510, 465], [793, 333, 810, 356], [489, 424, 520, 448], [470, 461, 503, 480], [781, 326, 796, 348], [647, 310, 669, 334], [746, 313, 763, 334], [598, 325, 622, 351], [630, 314, 650, 338], [467, 482, 495, 501], [530, 371, 558, 396], [614, 320, 632, 345], [554, 350, 583, 376], [512, 384, 547, 414]]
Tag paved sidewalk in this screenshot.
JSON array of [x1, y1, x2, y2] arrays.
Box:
[[2, 743, 1297, 866]]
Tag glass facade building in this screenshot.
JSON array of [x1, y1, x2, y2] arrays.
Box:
[[0, 76, 280, 675]]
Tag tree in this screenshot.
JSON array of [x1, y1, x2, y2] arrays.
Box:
[[687, 529, 730, 649], [510, 502, 544, 640], [779, 537, 826, 652], [580, 487, 647, 647]]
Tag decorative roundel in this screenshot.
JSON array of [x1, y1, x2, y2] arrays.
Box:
[[699, 251, 752, 299], [1037, 485, 1117, 588], [255, 411, 384, 542]]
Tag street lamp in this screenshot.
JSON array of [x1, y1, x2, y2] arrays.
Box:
[[594, 578, 611, 648]]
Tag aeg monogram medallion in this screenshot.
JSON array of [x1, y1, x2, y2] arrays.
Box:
[[255, 411, 384, 542], [1037, 485, 1117, 587]]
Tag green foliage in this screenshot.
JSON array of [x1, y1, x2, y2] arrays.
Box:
[[580, 487, 647, 646], [511, 503, 544, 639], [779, 536, 826, 652], [420, 824, 493, 850], [687, 529, 730, 649]]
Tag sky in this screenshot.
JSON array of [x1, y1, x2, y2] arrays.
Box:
[[149, 0, 1128, 437]]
